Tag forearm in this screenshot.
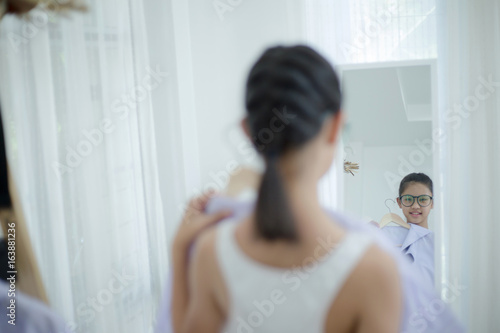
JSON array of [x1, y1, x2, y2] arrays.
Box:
[[170, 243, 190, 333], [169, 194, 230, 333]]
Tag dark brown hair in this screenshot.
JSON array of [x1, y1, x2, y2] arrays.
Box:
[[4, 0, 86, 16], [0, 110, 11, 209], [399, 173, 433, 197], [245, 45, 342, 241]]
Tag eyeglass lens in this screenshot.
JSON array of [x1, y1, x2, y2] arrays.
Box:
[[400, 195, 432, 207]]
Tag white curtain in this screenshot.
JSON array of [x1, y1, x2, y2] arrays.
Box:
[[303, 0, 437, 66], [436, 0, 500, 330], [0, 1, 182, 331]]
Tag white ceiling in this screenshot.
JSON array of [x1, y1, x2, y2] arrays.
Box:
[[341, 65, 433, 147]]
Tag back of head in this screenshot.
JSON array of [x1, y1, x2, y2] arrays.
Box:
[[245, 45, 342, 241]]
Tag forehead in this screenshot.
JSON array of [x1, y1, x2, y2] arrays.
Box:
[[401, 182, 432, 196]]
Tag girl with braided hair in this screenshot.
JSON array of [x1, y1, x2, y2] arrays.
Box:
[[171, 45, 402, 333]]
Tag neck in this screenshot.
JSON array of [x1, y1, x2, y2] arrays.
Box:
[[265, 154, 334, 236], [280, 176, 331, 235]]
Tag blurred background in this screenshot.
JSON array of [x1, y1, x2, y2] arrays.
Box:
[[0, 0, 498, 332]]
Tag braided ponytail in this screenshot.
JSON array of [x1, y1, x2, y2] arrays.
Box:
[[245, 45, 342, 241]]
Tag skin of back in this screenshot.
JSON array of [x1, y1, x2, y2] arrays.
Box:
[[181, 224, 402, 333]]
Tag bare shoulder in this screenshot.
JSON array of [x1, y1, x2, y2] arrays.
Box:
[[325, 244, 402, 333], [347, 244, 401, 307], [349, 244, 402, 332], [356, 244, 400, 282]]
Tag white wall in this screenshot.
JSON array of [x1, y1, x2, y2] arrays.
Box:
[[344, 142, 434, 227], [184, 0, 307, 194]]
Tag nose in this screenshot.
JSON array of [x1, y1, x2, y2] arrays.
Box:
[[411, 200, 421, 208]]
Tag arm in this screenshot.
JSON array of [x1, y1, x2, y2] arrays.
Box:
[[180, 233, 225, 333], [170, 195, 231, 333], [170, 242, 190, 333], [357, 249, 402, 333]]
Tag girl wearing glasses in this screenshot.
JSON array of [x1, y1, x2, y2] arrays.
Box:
[[380, 173, 435, 291], [397, 173, 433, 229]]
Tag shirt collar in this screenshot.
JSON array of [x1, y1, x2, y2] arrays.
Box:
[[401, 223, 432, 250]]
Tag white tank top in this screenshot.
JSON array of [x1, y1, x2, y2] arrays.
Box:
[[216, 221, 374, 333]]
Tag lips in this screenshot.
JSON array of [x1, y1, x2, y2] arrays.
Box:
[[410, 212, 422, 217]]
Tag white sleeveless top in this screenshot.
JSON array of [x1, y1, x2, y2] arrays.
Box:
[[216, 221, 374, 333]]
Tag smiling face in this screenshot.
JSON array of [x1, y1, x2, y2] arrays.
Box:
[[397, 182, 433, 228]]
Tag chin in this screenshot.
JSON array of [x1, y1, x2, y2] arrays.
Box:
[[407, 217, 423, 224]]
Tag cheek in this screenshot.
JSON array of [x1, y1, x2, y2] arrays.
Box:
[[421, 207, 432, 217], [401, 207, 412, 216]]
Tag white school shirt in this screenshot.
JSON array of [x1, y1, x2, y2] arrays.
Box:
[[381, 224, 434, 289]]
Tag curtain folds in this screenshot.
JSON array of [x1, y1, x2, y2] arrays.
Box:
[[0, 2, 173, 332], [436, 0, 500, 330]]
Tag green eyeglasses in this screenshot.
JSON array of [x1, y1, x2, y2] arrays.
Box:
[[399, 195, 433, 207]]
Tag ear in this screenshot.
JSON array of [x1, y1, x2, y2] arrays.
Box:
[[397, 197, 403, 209], [240, 117, 251, 139], [326, 111, 345, 145]]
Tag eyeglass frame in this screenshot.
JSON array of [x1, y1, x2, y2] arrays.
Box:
[[398, 194, 433, 207]]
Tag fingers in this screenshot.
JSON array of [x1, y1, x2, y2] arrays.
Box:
[[187, 191, 217, 213], [182, 191, 227, 227], [173, 195, 232, 253]]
